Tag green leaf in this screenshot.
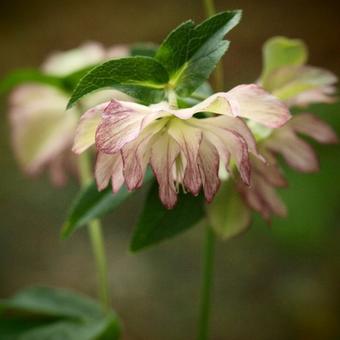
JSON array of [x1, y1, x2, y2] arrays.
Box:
[[62, 183, 131, 239], [130, 181, 205, 251], [0, 66, 99, 95], [0, 287, 103, 320], [67, 56, 169, 108], [129, 43, 159, 57], [156, 20, 195, 76], [0, 69, 64, 94], [156, 11, 241, 95], [0, 287, 120, 340], [61, 171, 154, 239], [260, 36, 308, 87], [206, 181, 251, 240]]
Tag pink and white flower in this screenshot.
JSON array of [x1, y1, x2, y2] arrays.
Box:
[[9, 42, 130, 185], [73, 84, 290, 208]]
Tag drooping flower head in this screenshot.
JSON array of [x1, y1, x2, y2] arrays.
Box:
[[8, 42, 130, 185], [73, 84, 290, 208], [237, 37, 338, 220]]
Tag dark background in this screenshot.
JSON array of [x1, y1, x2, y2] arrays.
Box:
[[1, 1, 340, 339]]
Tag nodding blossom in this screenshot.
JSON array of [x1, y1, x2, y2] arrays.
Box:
[[237, 37, 338, 219], [73, 84, 290, 208], [9, 42, 130, 185]]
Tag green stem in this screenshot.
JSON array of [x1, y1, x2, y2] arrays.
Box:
[[203, 0, 224, 91], [78, 152, 110, 310], [198, 225, 216, 340]]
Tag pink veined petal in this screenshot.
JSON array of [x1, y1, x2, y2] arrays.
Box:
[[192, 115, 264, 160], [167, 119, 203, 196], [122, 119, 167, 190], [239, 174, 287, 220], [252, 154, 288, 187], [150, 134, 180, 209], [197, 137, 220, 202], [288, 113, 339, 144], [168, 84, 291, 128], [73, 102, 109, 154], [95, 100, 165, 154], [201, 123, 251, 185], [95, 151, 124, 192], [266, 128, 319, 172]]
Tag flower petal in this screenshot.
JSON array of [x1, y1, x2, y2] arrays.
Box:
[[168, 84, 291, 128], [288, 113, 338, 144], [266, 128, 319, 172], [95, 151, 124, 192], [198, 137, 220, 202], [72, 102, 109, 154], [122, 119, 167, 190], [167, 119, 202, 195], [10, 85, 77, 174], [150, 134, 180, 209], [96, 100, 164, 154]]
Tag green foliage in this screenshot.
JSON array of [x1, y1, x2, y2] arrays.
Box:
[[206, 181, 251, 240], [62, 171, 154, 238], [0, 66, 96, 95], [157, 10, 241, 95], [130, 181, 205, 251], [0, 287, 120, 340], [0, 69, 64, 94], [67, 57, 169, 108], [62, 182, 133, 239], [129, 43, 159, 57], [68, 11, 241, 108]]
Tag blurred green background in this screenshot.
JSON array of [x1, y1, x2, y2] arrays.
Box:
[[0, 0, 339, 339]]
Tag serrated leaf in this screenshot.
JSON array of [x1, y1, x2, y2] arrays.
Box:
[[62, 171, 154, 239], [130, 181, 205, 252], [260, 36, 308, 87], [67, 56, 169, 108], [0, 69, 64, 94], [206, 181, 251, 240], [156, 10, 241, 95], [0, 287, 121, 340]]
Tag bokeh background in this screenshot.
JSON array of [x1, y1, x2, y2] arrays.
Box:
[[1, 0, 340, 339]]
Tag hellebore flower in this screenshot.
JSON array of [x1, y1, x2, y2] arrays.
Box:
[[237, 37, 338, 219], [259, 36, 338, 107], [9, 42, 130, 185], [73, 84, 290, 208]]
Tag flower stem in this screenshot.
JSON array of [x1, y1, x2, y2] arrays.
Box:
[[198, 225, 216, 340], [203, 0, 224, 92], [78, 152, 110, 311]]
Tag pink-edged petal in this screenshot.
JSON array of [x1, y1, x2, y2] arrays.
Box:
[[238, 174, 287, 220], [167, 119, 202, 195], [73, 102, 109, 154], [288, 113, 338, 144], [194, 115, 264, 160], [122, 120, 167, 190], [266, 128, 319, 172], [95, 151, 124, 192], [197, 137, 220, 202], [169, 84, 291, 128], [201, 123, 251, 185], [95, 100, 165, 154], [252, 154, 288, 187], [150, 134, 180, 209]]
